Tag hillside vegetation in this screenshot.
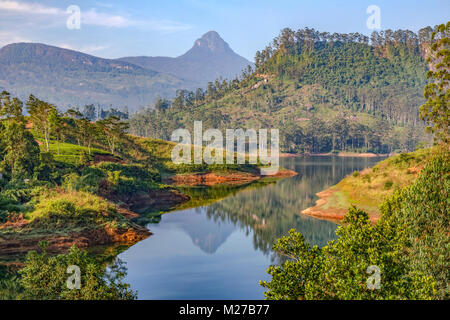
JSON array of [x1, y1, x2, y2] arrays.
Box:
[[0, 91, 263, 257], [302, 147, 436, 221], [129, 26, 436, 154], [261, 22, 449, 300], [0, 43, 195, 109]]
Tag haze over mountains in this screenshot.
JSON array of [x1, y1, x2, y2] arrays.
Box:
[[119, 31, 252, 83], [0, 31, 251, 110]]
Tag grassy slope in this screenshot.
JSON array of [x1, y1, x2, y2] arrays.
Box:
[[302, 147, 435, 220], [131, 135, 261, 176], [2, 133, 264, 231], [45, 141, 111, 166]]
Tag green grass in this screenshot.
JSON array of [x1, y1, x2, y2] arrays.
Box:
[[42, 141, 112, 166], [133, 136, 260, 176], [326, 147, 435, 216], [25, 189, 130, 230]]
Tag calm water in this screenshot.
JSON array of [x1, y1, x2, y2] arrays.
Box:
[[119, 156, 383, 299]]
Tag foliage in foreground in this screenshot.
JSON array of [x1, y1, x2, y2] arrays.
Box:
[[19, 244, 136, 300], [261, 149, 449, 299], [420, 22, 449, 143], [382, 150, 449, 299]]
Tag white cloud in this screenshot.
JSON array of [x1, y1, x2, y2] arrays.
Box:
[[0, 1, 191, 31], [82, 8, 129, 28], [0, 1, 62, 15], [58, 43, 110, 55]]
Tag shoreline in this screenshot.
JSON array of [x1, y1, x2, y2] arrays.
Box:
[[281, 152, 391, 158], [300, 187, 380, 224], [300, 149, 431, 224], [162, 169, 298, 186], [0, 169, 297, 259]]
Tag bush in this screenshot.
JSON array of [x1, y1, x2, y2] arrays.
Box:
[[381, 149, 449, 299], [92, 162, 160, 195], [362, 174, 371, 183], [260, 207, 436, 299], [19, 244, 136, 300], [261, 147, 449, 300], [384, 180, 394, 190], [27, 191, 128, 229], [352, 171, 360, 177], [0, 210, 8, 223]]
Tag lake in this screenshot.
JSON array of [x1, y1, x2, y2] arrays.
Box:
[[119, 156, 383, 299]]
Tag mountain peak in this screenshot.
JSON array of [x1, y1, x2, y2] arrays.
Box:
[[120, 30, 252, 83], [193, 30, 230, 52]]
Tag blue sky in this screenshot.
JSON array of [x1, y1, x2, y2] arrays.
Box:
[[0, 0, 448, 61]]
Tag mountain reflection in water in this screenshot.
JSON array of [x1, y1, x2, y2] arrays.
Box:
[[119, 156, 383, 299]]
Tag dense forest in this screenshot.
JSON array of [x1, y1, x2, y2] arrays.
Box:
[[128, 26, 438, 154]]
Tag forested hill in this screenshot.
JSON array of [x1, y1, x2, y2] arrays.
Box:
[[129, 27, 435, 154], [0, 43, 195, 110]]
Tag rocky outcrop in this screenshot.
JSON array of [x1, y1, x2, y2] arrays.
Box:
[[127, 188, 190, 213], [163, 169, 298, 187], [163, 172, 260, 186], [0, 224, 151, 256]]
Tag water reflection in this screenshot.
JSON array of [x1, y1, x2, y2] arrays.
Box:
[[119, 156, 383, 299]]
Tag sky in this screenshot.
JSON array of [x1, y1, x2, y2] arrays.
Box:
[[0, 0, 448, 61]]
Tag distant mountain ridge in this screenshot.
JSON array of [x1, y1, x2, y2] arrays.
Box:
[[0, 31, 251, 110], [118, 31, 253, 83], [0, 42, 194, 110]]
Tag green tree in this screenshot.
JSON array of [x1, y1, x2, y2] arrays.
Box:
[[419, 22, 449, 143], [49, 109, 63, 155], [97, 116, 129, 155], [33, 152, 57, 182], [260, 206, 436, 300], [0, 117, 40, 180], [381, 148, 449, 299], [0, 91, 24, 122], [78, 118, 97, 155], [65, 108, 84, 146], [26, 95, 57, 152], [20, 244, 136, 300]]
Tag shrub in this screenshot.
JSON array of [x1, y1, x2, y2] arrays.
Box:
[[91, 162, 160, 195], [352, 171, 360, 177], [261, 148, 449, 300], [63, 171, 103, 193], [384, 180, 394, 190], [20, 244, 136, 300], [0, 210, 8, 223], [362, 174, 371, 183], [260, 207, 436, 300], [381, 150, 449, 299], [27, 191, 127, 229]]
